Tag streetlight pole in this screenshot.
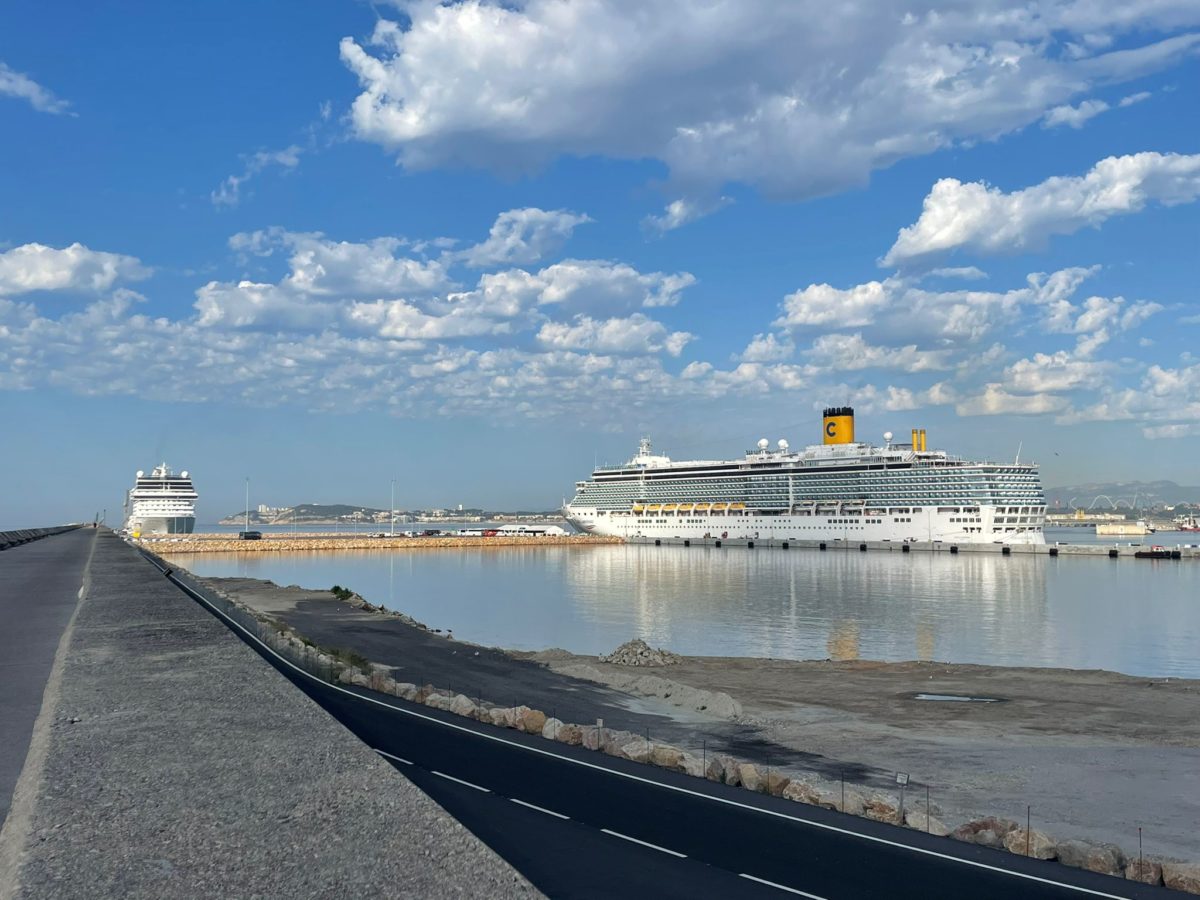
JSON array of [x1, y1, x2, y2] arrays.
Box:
[[244, 477, 250, 533], [391, 479, 396, 537]]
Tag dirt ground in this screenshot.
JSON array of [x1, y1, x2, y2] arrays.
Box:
[[531, 651, 1200, 860]]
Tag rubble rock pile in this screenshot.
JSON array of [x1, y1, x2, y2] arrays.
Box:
[[599, 638, 681, 667]]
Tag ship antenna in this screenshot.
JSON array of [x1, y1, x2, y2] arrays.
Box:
[[1015, 441, 1022, 465]]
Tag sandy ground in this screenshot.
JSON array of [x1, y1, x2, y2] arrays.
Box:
[[193, 573, 1200, 862], [532, 651, 1200, 861]]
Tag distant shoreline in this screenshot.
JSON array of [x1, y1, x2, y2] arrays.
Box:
[[145, 533, 619, 552]]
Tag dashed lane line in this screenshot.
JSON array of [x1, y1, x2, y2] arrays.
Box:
[[740, 873, 828, 898], [511, 798, 570, 820], [375, 749, 413, 765], [601, 829, 687, 858], [432, 770, 490, 792]]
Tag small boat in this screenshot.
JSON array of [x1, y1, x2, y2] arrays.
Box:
[[1134, 545, 1174, 560]]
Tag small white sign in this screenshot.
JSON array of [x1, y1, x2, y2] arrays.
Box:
[[896, 772, 909, 786]]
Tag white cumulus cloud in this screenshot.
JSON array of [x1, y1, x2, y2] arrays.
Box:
[[339, 2, 1200, 201], [643, 196, 733, 234], [0, 243, 148, 296], [807, 333, 953, 373], [956, 384, 1071, 416], [537, 313, 693, 356], [883, 152, 1200, 268], [739, 332, 794, 362], [457, 208, 591, 267], [1042, 98, 1111, 129]]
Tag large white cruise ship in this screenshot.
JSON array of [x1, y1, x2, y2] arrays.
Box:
[[565, 408, 1046, 545], [124, 463, 198, 536]]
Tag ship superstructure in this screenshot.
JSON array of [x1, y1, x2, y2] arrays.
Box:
[[565, 408, 1046, 545], [125, 463, 198, 535]]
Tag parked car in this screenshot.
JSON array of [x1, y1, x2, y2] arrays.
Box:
[[238, 530, 263, 540]]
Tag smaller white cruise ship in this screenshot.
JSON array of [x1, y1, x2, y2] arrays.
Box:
[[125, 464, 198, 535]]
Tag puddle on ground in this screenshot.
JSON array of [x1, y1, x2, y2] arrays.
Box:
[[912, 692, 1004, 703]]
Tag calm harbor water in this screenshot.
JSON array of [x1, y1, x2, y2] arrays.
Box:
[[163, 529, 1200, 678]]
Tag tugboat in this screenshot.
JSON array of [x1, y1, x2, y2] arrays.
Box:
[[1134, 545, 1175, 560]]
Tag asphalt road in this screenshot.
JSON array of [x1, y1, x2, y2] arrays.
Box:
[[166, 562, 1173, 900], [0, 527, 93, 826]]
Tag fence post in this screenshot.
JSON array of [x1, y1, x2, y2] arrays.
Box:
[[925, 785, 930, 833], [1026, 806, 1032, 856]]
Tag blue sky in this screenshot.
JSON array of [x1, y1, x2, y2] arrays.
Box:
[[2, 0, 1199, 527]]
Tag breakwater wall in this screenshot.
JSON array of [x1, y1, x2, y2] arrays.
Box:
[[135, 532, 621, 553], [0, 525, 81, 551], [627, 535, 1200, 560]]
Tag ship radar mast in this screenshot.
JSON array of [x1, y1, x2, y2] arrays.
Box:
[[637, 436, 653, 457]]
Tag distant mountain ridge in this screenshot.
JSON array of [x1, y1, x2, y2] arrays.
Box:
[[1044, 480, 1200, 508]]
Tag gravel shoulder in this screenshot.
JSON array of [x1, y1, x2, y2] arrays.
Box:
[[0, 533, 537, 899]]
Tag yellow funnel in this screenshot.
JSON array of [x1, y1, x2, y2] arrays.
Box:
[[823, 407, 855, 445]]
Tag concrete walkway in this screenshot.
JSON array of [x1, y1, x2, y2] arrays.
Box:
[[0, 528, 93, 827], [0, 530, 537, 899]]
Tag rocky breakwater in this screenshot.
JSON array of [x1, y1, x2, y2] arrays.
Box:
[[138, 533, 621, 553]]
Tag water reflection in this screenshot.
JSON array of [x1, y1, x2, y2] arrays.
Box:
[[163, 544, 1200, 677]]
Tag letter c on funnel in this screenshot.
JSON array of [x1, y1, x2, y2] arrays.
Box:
[[826, 421, 837, 437]]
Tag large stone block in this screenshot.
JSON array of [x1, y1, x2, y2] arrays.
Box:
[[764, 771, 791, 797], [1126, 859, 1164, 885], [738, 763, 764, 793], [555, 723, 584, 746], [1003, 828, 1057, 860], [1056, 840, 1126, 876], [516, 708, 546, 734], [904, 809, 951, 837], [864, 796, 900, 824], [951, 817, 1019, 850], [1164, 863, 1200, 894], [705, 754, 741, 786]]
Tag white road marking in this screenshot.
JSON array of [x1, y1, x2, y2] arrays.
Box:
[[157, 563, 1140, 900], [601, 828, 687, 858], [374, 749, 413, 765], [511, 798, 569, 819], [739, 873, 827, 898], [432, 770, 490, 792]]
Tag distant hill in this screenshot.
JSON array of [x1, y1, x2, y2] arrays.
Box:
[[1044, 480, 1200, 509]]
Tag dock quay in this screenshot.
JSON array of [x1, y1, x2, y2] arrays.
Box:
[[0, 528, 536, 899], [134, 532, 621, 553], [626, 535, 1200, 559]]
